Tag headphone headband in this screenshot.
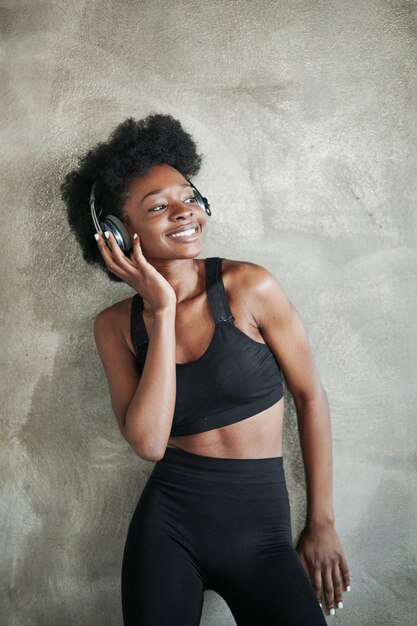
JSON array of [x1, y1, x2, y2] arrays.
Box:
[[89, 183, 104, 235]]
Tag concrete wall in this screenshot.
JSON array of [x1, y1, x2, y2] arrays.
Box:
[[1, 1, 416, 624]]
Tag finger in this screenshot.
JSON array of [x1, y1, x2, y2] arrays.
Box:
[[130, 232, 144, 265], [102, 230, 137, 272], [339, 555, 351, 592], [95, 231, 117, 265], [94, 232, 131, 280], [94, 232, 110, 259], [310, 562, 323, 606], [103, 229, 123, 259], [332, 562, 345, 609], [323, 565, 336, 614]]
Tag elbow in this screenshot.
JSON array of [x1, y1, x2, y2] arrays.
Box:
[[122, 412, 167, 462], [299, 382, 328, 402], [314, 379, 329, 400], [293, 384, 328, 408], [130, 442, 164, 462], [123, 429, 165, 462], [318, 384, 328, 403]]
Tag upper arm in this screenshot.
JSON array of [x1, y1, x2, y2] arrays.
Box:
[[93, 307, 141, 441], [245, 264, 325, 403]]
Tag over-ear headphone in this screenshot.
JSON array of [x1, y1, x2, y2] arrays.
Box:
[[89, 178, 211, 254]]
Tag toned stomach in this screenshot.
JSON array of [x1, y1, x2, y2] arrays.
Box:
[[166, 396, 285, 459]]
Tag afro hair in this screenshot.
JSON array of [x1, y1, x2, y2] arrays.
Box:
[[60, 112, 204, 282]]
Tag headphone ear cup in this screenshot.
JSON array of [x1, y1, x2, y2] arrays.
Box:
[[101, 215, 132, 253], [192, 187, 211, 216], [202, 197, 211, 216]]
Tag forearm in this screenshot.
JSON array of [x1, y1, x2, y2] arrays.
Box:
[[294, 388, 335, 528], [124, 305, 176, 458]]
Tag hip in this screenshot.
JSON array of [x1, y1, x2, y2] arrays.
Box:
[[129, 447, 294, 550]]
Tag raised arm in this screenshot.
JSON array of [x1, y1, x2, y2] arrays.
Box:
[[241, 262, 351, 616], [93, 230, 178, 461], [94, 303, 176, 461]]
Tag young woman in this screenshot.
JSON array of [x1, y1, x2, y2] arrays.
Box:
[[61, 113, 350, 625]]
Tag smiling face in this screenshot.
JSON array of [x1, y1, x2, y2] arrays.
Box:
[[121, 163, 209, 261]]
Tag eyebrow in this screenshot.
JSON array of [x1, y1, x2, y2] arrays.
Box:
[[140, 182, 191, 205]]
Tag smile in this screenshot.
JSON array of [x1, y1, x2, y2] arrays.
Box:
[[167, 226, 199, 241]]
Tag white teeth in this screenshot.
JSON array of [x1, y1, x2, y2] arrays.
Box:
[[168, 227, 197, 238]]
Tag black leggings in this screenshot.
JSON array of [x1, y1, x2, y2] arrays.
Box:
[[121, 447, 326, 626]]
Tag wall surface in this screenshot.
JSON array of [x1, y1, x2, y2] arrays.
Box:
[[1, 1, 416, 624]]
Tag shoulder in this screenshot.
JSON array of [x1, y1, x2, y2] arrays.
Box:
[[94, 295, 133, 326], [220, 257, 291, 327], [221, 256, 282, 296], [93, 296, 135, 349]]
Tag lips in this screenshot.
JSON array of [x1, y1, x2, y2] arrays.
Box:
[[166, 222, 199, 235], [166, 225, 200, 241]]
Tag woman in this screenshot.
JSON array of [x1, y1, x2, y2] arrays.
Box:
[[61, 113, 350, 625]]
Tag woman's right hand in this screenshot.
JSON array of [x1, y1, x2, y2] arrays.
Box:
[[95, 230, 177, 311]]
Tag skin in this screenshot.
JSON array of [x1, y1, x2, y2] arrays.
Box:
[[93, 163, 351, 615]]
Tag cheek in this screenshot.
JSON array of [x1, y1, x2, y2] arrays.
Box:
[[142, 230, 166, 248]]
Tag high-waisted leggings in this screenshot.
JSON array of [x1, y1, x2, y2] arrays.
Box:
[[121, 447, 327, 626]]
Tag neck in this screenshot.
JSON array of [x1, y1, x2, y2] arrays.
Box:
[[145, 257, 205, 306]]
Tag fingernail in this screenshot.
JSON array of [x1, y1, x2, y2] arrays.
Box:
[[94, 233, 99, 241], [347, 585, 351, 591], [319, 602, 322, 608], [133, 233, 138, 239], [330, 608, 336, 615], [104, 231, 110, 239], [338, 601, 344, 608]]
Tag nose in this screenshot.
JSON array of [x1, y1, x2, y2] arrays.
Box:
[[170, 200, 194, 219]]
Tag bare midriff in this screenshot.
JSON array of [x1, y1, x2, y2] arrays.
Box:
[[165, 396, 285, 459]]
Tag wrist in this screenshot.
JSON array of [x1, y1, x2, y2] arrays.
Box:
[[305, 514, 336, 530], [153, 303, 176, 316]]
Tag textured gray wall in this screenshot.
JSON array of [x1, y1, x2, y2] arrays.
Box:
[[1, 1, 416, 624]]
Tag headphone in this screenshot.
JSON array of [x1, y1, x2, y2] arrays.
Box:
[[89, 178, 211, 255]]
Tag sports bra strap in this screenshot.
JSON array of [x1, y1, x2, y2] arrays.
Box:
[[206, 257, 235, 324], [131, 257, 235, 354]]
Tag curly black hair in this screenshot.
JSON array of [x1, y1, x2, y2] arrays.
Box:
[[60, 112, 204, 282]]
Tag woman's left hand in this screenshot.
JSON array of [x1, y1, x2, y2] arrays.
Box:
[[295, 522, 351, 615]]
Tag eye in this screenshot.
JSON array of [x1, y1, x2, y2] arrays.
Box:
[[148, 196, 197, 212]]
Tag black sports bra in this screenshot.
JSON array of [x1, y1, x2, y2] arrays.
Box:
[[130, 257, 284, 436]]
